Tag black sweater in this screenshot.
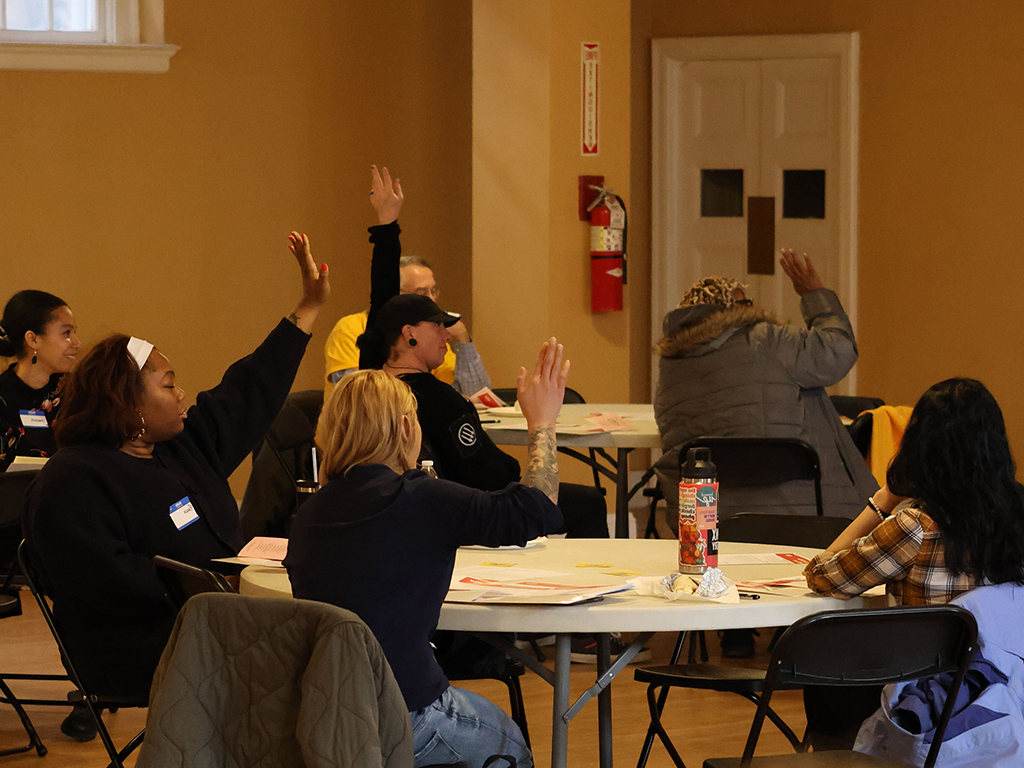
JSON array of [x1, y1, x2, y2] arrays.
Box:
[[0, 366, 64, 472], [402, 371, 521, 491], [23, 320, 310, 698], [284, 464, 561, 711]]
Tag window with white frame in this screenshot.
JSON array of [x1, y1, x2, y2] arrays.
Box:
[[0, 0, 177, 73], [1, 0, 105, 43]]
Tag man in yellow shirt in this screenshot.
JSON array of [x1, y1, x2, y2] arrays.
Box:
[[324, 256, 490, 395]]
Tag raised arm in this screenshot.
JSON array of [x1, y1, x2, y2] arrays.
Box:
[[359, 166, 405, 370], [183, 232, 329, 473], [286, 232, 330, 333], [365, 165, 404, 329], [517, 338, 570, 504], [764, 249, 858, 389]]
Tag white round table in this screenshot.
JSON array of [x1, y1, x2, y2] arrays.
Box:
[[241, 539, 882, 768]]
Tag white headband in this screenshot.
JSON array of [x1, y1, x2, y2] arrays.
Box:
[[127, 337, 154, 370]]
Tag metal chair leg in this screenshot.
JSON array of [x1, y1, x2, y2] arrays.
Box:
[[644, 684, 688, 768], [0, 676, 47, 757], [636, 631, 689, 768], [503, 673, 530, 749]]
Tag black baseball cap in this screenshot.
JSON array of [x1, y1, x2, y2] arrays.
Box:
[[374, 294, 461, 337]]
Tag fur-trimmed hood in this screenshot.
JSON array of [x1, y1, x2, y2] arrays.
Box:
[[656, 304, 779, 357]]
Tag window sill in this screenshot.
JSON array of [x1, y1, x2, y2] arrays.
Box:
[[0, 42, 179, 73]]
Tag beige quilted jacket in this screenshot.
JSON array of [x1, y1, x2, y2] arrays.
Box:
[[135, 593, 412, 768]]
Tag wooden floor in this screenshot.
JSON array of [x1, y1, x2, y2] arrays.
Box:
[[0, 594, 806, 768]]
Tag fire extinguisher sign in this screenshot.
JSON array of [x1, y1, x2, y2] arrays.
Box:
[[581, 42, 599, 156]]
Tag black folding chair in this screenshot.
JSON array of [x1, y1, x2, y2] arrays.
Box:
[[681, 437, 824, 516], [647, 437, 826, 540], [634, 513, 852, 768], [0, 474, 72, 758], [719, 513, 851, 550], [239, 389, 324, 539], [829, 395, 885, 420], [152, 555, 235, 611], [672, 437, 826, 661], [18, 542, 147, 768], [0, 471, 36, 583], [0, 570, 59, 757], [703, 605, 977, 768]]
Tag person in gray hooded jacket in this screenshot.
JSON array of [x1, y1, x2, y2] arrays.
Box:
[[653, 249, 878, 527]]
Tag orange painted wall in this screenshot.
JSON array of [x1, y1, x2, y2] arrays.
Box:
[[638, 0, 1024, 453], [0, 0, 473, 494]]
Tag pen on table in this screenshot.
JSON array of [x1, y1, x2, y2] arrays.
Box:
[[738, 592, 761, 600], [479, 419, 500, 424]]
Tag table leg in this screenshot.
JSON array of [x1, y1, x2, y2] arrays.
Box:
[[597, 634, 613, 768], [551, 633, 572, 768], [615, 447, 630, 538]]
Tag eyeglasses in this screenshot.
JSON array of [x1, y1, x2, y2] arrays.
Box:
[[401, 286, 441, 300]]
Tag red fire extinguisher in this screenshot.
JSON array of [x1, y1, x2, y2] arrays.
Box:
[[588, 186, 627, 312]]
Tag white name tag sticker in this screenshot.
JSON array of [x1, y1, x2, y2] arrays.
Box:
[[169, 496, 200, 531], [19, 410, 48, 428]]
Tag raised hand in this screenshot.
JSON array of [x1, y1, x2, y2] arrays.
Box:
[[780, 248, 825, 296], [370, 164, 404, 226], [287, 231, 329, 333], [516, 337, 570, 430]]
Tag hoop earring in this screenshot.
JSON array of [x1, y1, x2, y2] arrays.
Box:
[[408, 338, 417, 347], [129, 413, 146, 441]]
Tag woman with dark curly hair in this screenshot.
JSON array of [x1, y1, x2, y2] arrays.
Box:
[[804, 377, 1024, 604]]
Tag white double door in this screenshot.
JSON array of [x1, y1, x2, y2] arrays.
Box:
[[652, 33, 859, 392]]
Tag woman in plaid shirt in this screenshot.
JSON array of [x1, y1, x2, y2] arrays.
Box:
[[805, 377, 1024, 606], [801, 378, 1024, 749]]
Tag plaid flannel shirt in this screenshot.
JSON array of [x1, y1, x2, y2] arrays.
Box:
[[803, 502, 978, 606]]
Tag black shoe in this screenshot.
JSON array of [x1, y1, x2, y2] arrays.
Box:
[[60, 703, 97, 743], [719, 628, 757, 659]]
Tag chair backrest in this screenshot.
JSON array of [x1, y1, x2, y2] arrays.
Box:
[[0, 471, 37, 579], [488, 387, 587, 406], [679, 436, 823, 515], [0, 471, 36, 528], [743, 605, 977, 767], [152, 556, 235, 612], [16, 542, 103, 700], [829, 394, 885, 420], [719, 513, 851, 549], [251, 389, 324, 469]]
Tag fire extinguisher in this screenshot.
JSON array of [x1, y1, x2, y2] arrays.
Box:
[[587, 186, 627, 312]]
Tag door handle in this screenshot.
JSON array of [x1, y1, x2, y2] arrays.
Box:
[[747, 196, 775, 275]]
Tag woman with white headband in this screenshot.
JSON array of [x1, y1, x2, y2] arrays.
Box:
[[23, 232, 329, 701]]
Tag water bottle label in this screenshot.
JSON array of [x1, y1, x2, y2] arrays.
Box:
[[678, 480, 719, 572]]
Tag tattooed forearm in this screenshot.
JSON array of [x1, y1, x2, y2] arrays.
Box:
[[522, 425, 559, 504], [286, 312, 300, 326]]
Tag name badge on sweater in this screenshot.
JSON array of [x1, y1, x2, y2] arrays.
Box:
[[19, 410, 47, 428], [169, 496, 200, 531]]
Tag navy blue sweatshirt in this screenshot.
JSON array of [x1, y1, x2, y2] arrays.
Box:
[[24, 319, 310, 698], [285, 465, 562, 711]]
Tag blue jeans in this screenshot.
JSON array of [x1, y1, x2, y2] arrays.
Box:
[[410, 685, 532, 767]]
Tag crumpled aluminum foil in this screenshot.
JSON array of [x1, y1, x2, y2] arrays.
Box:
[[661, 567, 728, 598]]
